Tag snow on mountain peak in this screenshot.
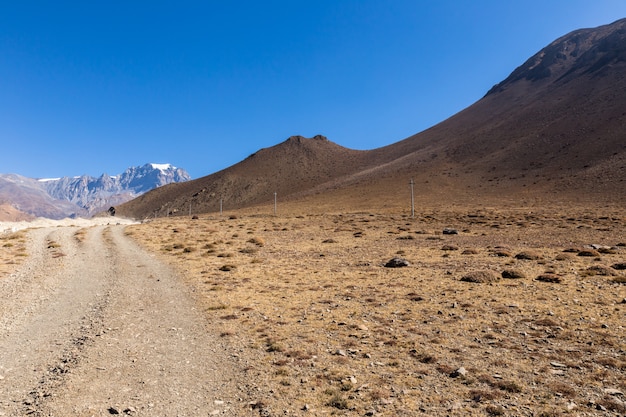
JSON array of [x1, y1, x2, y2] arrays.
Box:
[[150, 163, 174, 172]]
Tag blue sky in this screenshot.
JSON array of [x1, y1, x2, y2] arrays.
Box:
[[2, 1, 626, 179]]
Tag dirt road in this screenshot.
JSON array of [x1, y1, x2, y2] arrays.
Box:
[[0, 225, 251, 416]]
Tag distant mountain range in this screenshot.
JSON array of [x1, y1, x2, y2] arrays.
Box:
[[117, 18, 626, 218], [0, 164, 190, 220]]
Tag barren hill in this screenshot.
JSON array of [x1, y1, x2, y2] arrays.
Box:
[[117, 135, 375, 218], [0, 203, 34, 222], [117, 18, 626, 218]]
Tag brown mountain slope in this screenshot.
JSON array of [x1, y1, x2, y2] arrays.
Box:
[[117, 18, 626, 218], [116, 135, 374, 219], [0, 203, 35, 222]]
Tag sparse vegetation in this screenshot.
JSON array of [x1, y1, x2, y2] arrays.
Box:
[[0, 231, 28, 276], [126, 206, 626, 415]]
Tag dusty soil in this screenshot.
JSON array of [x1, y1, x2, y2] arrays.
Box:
[[1, 204, 625, 417], [0, 224, 254, 416], [125, 204, 626, 416]]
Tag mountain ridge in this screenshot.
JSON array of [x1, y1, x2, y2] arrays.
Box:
[[116, 18, 626, 217], [0, 163, 190, 220]]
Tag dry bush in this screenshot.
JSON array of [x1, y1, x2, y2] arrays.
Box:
[[247, 237, 265, 247], [515, 251, 541, 260], [460, 270, 499, 283], [502, 269, 525, 279], [578, 249, 600, 257], [125, 208, 626, 415], [535, 274, 562, 283]]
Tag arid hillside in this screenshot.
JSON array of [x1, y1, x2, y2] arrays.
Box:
[[116, 18, 626, 219], [0, 203, 34, 222]]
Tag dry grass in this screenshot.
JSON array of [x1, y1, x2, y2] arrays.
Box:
[[124, 205, 625, 415], [0, 230, 28, 277]]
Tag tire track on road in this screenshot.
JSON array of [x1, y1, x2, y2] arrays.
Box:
[[0, 226, 113, 415], [1, 225, 252, 416]]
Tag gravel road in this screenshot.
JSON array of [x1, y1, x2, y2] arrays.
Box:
[[0, 225, 252, 416]]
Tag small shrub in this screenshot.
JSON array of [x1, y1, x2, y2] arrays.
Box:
[[598, 396, 626, 413], [515, 251, 541, 260], [469, 389, 500, 402], [460, 270, 499, 283], [462, 248, 478, 255], [248, 237, 265, 247], [485, 405, 505, 416], [266, 341, 283, 352], [578, 249, 600, 257], [326, 392, 348, 410], [584, 265, 615, 276], [502, 269, 525, 279], [535, 274, 562, 283], [219, 265, 236, 271], [495, 380, 523, 393]]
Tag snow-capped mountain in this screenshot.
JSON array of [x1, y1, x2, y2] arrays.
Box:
[[0, 163, 190, 219]]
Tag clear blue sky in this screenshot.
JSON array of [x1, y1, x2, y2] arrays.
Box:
[[2, 1, 626, 179]]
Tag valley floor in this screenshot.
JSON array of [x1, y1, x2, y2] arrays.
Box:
[[126, 205, 625, 416], [0, 205, 624, 416]]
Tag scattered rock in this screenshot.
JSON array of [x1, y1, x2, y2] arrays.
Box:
[[443, 228, 458, 235], [450, 367, 467, 378], [460, 271, 499, 283], [441, 244, 459, 251], [384, 258, 410, 268], [550, 361, 567, 368], [536, 274, 562, 283], [604, 388, 624, 396], [108, 407, 120, 415], [502, 269, 525, 279]]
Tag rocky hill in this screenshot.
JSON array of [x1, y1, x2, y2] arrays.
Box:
[[117, 18, 626, 218], [0, 164, 190, 220]]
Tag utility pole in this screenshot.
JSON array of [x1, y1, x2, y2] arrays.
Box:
[[410, 179, 415, 219]]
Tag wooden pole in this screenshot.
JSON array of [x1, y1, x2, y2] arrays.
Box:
[[410, 179, 415, 219]]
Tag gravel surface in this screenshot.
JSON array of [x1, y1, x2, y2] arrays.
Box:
[[0, 224, 254, 416]]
